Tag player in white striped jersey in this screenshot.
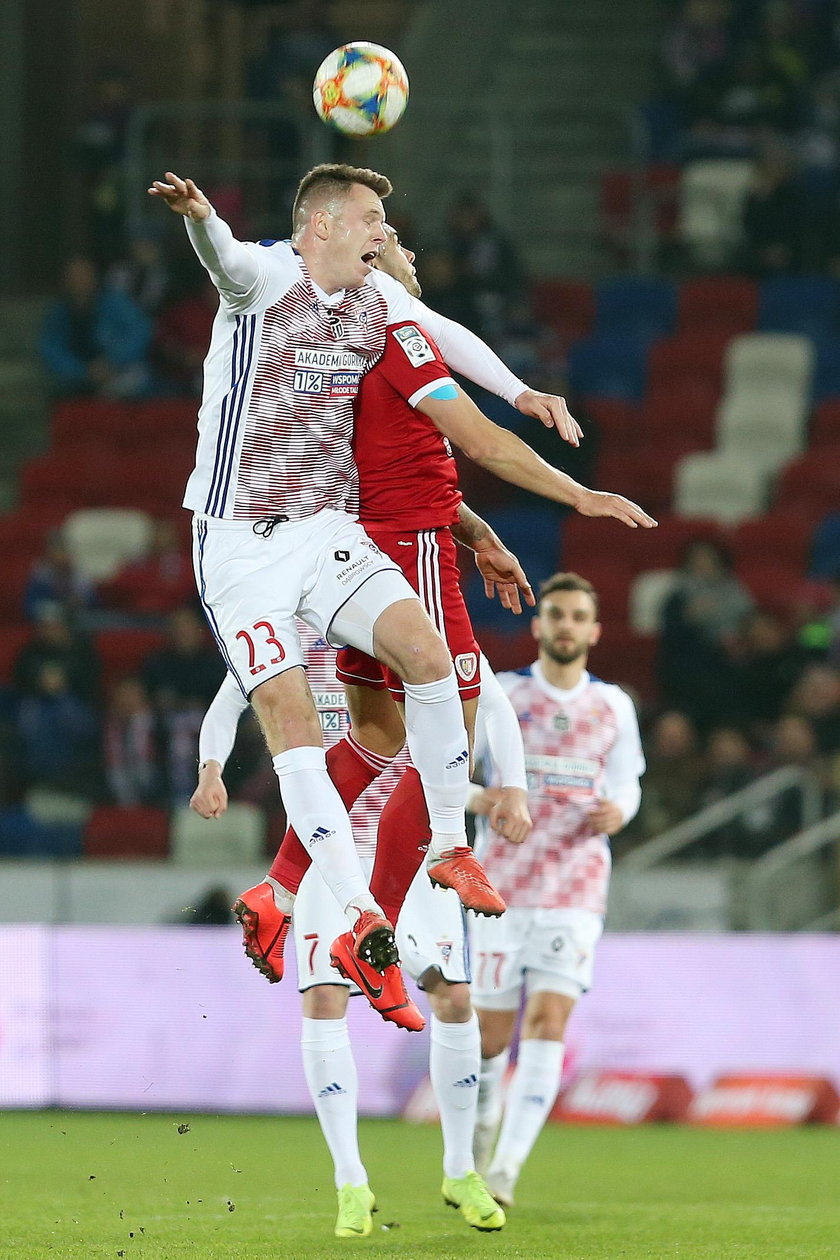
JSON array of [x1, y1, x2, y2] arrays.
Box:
[[193, 621, 528, 1236], [149, 162, 576, 972], [468, 573, 645, 1207]]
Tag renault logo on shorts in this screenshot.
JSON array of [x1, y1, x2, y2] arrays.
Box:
[[334, 550, 350, 562]]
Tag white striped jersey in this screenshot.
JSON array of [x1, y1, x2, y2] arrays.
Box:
[[184, 240, 415, 520], [475, 663, 644, 913]]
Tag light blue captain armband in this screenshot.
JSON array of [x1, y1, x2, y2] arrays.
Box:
[[427, 384, 458, 400]]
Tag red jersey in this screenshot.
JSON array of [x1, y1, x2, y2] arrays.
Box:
[[354, 321, 463, 530]]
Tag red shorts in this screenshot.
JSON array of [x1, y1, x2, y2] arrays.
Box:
[[336, 525, 481, 700]]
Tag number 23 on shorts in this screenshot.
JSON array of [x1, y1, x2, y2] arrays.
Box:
[[236, 620, 286, 676]]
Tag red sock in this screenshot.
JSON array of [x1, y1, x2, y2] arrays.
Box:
[[370, 767, 430, 925], [268, 734, 387, 894]]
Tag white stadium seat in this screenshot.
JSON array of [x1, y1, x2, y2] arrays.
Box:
[[62, 508, 153, 582], [715, 392, 808, 467], [674, 451, 770, 524], [629, 569, 679, 635], [170, 802, 267, 867], [723, 333, 814, 398], [678, 159, 754, 268]]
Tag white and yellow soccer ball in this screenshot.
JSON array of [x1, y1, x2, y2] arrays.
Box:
[[312, 42, 409, 137]]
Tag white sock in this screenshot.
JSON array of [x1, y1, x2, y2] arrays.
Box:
[[273, 748, 374, 917], [429, 1013, 481, 1179], [477, 1048, 510, 1134], [402, 672, 468, 857], [301, 1017, 366, 1189], [265, 875, 295, 914], [489, 1039, 564, 1179]]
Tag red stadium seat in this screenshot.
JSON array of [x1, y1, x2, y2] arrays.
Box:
[[530, 280, 594, 342], [775, 448, 840, 519], [95, 628, 167, 690], [732, 511, 815, 571], [582, 397, 643, 449], [810, 400, 840, 447], [737, 561, 808, 619], [647, 331, 731, 391], [596, 448, 690, 518], [588, 626, 658, 702], [0, 625, 30, 684], [83, 805, 170, 859], [476, 629, 536, 674], [643, 382, 719, 448], [0, 554, 36, 624], [51, 399, 133, 449], [21, 446, 122, 508], [678, 276, 758, 333]]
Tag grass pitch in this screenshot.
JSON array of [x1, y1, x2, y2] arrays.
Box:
[[1, 1112, 838, 1259]]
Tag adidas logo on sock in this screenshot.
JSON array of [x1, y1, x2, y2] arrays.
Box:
[[524, 1094, 546, 1105], [454, 1074, 478, 1089], [309, 826, 336, 846], [445, 748, 469, 769], [318, 1081, 347, 1098]]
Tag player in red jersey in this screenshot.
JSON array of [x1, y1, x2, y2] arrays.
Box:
[[229, 225, 656, 995]]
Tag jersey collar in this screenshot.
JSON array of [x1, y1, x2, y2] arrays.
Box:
[[530, 660, 590, 703]]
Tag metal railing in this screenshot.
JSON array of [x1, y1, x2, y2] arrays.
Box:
[[620, 766, 824, 873], [744, 811, 840, 931]]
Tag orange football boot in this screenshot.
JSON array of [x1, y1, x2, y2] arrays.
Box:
[[232, 882, 291, 983], [330, 930, 425, 1032], [427, 848, 506, 917]]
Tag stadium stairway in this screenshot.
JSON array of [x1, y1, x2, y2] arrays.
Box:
[[380, 0, 664, 275], [0, 296, 49, 512]]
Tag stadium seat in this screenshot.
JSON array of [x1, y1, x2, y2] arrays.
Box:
[[94, 628, 167, 690], [677, 275, 758, 334], [811, 339, 840, 401], [581, 397, 642, 449], [0, 807, 83, 859], [170, 801, 267, 866], [808, 513, 840, 578], [677, 159, 754, 268], [810, 400, 840, 447], [530, 280, 594, 342], [21, 446, 122, 509], [629, 569, 679, 634], [588, 626, 658, 701], [24, 788, 92, 826], [0, 554, 36, 624], [643, 382, 718, 449], [596, 448, 687, 518], [647, 330, 730, 391], [51, 398, 133, 449], [566, 560, 632, 623], [473, 628, 536, 675], [84, 805, 170, 859], [594, 276, 677, 342], [715, 393, 809, 467], [0, 625, 30, 685], [63, 508, 153, 582], [733, 511, 816, 572], [723, 334, 814, 399], [674, 451, 769, 524], [776, 448, 840, 518], [758, 276, 840, 340], [737, 561, 807, 618], [567, 334, 649, 401]]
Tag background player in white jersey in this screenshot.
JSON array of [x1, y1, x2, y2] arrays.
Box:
[[468, 572, 645, 1207], [149, 162, 575, 971], [192, 623, 529, 1238]]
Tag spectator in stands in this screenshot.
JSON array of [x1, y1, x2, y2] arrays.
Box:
[[24, 531, 97, 627], [153, 274, 218, 395], [142, 607, 225, 805], [108, 229, 170, 318], [731, 607, 807, 729], [785, 662, 840, 754], [445, 193, 524, 337], [632, 709, 707, 839], [415, 248, 478, 327], [39, 256, 151, 400], [660, 0, 734, 105], [98, 519, 195, 623], [740, 146, 803, 273], [72, 64, 134, 266], [696, 725, 758, 855], [685, 40, 803, 156], [103, 676, 162, 807], [16, 662, 100, 798], [760, 712, 831, 840], [14, 608, 100, 705], [657, 539, 753, 730]]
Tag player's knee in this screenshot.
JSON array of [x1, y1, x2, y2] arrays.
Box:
[[428, 980, 472, 1023], [398, 632, 452, 685], [480, 1030, 512, 1060], [302, 986, 348, 1020]]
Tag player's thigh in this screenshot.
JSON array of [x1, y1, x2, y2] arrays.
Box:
[[293, 867, 354, 992], [299, 512, 418, 657], [469, 907, 530, 1010], [192, 515, 306, 694], [523, 907, 605, 1002], [396, 864, 470, 987]]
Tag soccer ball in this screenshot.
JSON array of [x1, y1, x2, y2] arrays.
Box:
[[312, 42, 409, 137]]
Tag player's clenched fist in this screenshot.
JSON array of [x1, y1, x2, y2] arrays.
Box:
[[148, 171, 211, 221]]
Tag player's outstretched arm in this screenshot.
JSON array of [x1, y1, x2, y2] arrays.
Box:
[[191, 674, 249, 817], [411, 303, 583, 445], [148, 171, 260, 298], [418, 386, 657, 529], [452, 502, 535, 614]]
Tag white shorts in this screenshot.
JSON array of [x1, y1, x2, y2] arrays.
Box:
[[192, 509, 415, 696], [293, 857, 470, 991], [470, 906, 603, 1008]]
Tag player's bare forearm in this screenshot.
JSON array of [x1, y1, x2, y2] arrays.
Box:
[[453, 504, 534, 613], [452, 502, 496, 552]]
